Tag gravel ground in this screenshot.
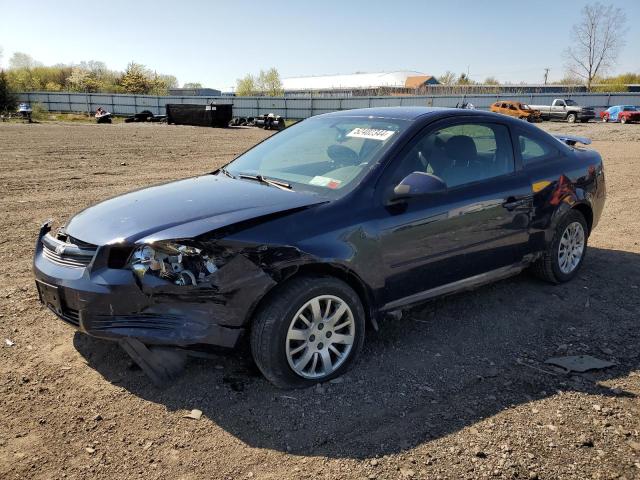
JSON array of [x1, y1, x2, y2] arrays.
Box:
[[0, 120, 639, 480]]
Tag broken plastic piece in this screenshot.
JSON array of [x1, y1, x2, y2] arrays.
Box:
[[544, 355, 615, 373], [118, 338, 187, 387]]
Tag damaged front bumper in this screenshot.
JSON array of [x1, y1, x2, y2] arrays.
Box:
[[33, 222, 276, 349]]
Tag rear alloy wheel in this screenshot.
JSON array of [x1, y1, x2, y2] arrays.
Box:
[[531, 209, 588, 283], [557, 221, 586, 275], [566, 113, 577, 123], [251, 276, 365, 388]]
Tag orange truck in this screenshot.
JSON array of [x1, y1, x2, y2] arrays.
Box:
[[490, 101, 542, 122]]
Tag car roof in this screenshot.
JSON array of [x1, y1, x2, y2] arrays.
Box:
[[318, 106, 484, 121]]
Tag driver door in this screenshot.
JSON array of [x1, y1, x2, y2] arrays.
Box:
[[376, 119, 533, 308]]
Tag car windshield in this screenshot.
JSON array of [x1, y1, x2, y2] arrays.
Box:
[[565, 100, 578, 106], [225, 116, 410, 197]]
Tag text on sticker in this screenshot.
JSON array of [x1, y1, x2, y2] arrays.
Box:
[[346, 128, 395, 141]]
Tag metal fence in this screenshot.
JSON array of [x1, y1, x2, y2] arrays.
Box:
[[17, 91, 640, 120]]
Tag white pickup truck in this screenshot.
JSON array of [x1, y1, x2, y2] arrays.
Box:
[[528, 98, 595, 123]]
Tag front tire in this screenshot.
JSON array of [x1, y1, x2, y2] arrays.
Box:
[[621, 116, 627, 124], [250, 275, 365, 389], [566, 113, 577, 123], [531, 210, 588, 284]]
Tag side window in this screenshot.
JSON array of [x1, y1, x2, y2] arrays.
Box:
[[517, 132, 558, 166], [509, 104, 517, 110], [388, 122, 515, 190]]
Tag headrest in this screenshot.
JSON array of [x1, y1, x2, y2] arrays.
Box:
[[445, 135, 477, 161]]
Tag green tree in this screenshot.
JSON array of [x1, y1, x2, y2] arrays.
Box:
[[119, 62, 151, 94], [236, 74, 258, 96], [483, 76, 500, 85], [183, 82, 203, 89], [67, 68, 100, 92], [44, 81, 62, 92], [0, 70, 16, 113], [257, 68, 283, 96]]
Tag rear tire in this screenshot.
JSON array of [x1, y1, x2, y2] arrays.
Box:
[[250, 275, 365, 389], [531, 209, 588, 284]]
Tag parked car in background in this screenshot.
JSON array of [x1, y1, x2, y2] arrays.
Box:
[[600, 105, 640, 124], [490, 101, 541, 122], [528, 99, 595, 123], [33, 107, 606, 388]]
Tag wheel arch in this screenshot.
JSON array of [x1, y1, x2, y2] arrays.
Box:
[[571, 202, 593, 235], [546, 199, 593, 244], [244, 262, 378, 331]]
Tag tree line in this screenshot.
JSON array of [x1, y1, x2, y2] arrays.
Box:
[[1, 52, 180, 95], [435, 71, 640, 92]]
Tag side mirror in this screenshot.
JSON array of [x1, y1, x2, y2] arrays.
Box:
[[389, 172, 447, 204]]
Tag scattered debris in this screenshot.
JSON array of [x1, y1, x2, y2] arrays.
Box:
[[183, 409, 202, 420], [85, 447, 95, 454], [545, 355, 615, 373], [4, 338, 15, 347], [579, 435, 594, 447], [475, 449, 487, 458]]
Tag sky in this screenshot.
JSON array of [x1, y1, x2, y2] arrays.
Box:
[[1, 0, 638, 90]]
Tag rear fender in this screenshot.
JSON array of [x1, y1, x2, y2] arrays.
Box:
[[546, 196, 591, 244]]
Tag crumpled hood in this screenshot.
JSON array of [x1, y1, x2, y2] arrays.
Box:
[[65, 174, 323, 245]]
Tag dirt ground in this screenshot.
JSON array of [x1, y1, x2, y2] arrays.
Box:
[[0, 120, 639, 480]]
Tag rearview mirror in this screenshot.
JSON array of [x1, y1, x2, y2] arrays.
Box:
[[389, 172, 447, 203]]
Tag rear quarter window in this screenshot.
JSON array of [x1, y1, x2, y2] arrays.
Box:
[[517, 132, 559, 166]]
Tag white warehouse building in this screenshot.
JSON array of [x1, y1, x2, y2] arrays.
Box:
[[281, 71, 439, 96]]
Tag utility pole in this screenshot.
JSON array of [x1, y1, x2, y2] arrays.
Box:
[[543, 68, 550, 85]]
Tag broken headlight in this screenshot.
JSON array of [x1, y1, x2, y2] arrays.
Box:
[[128, 242, 218, 286]]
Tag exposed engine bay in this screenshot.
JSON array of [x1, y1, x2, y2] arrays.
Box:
[[128, 242, 218, 286]]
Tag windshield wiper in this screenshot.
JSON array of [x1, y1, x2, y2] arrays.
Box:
[[237, 173, 293, 190], [218, 167, 235, 178]]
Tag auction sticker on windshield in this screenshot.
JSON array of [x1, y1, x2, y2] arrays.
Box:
[[310, 176, 342, 189], [346, 128, 395, 141]]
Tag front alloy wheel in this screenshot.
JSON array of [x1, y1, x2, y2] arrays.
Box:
[[286, 295, 355, 379], [251, 275, 365, 388]]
